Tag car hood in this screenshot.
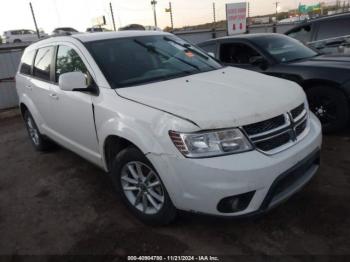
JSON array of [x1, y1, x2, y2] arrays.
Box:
[[291, 54, 350, 69], [116, 67, 306, 129]]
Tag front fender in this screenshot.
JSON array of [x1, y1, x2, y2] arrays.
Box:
[[97, 109, 198, 171]]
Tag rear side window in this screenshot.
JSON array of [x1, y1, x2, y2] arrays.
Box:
[[55, 45, 88, 81], [33, 47, 54, 81], [287, 25, 312, 43], [20, 50, 36, 75], [200, 42, 217, 56], [316, 18, 350, 40]]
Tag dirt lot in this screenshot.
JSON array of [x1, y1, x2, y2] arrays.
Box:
[[0, 113, 349, 259]]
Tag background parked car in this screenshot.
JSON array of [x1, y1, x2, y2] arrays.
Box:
[[52, 27, 79, 36], [285, 13, 350, 54], [198, 33, 350, 133], [2, 29, 47, 43], [119, 24, 145, 31], [86, 27, 109, 33]]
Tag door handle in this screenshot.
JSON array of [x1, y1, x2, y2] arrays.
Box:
[[49, 93, 59, 100]]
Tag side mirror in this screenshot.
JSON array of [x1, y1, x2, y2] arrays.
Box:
[[58, 71, 88, 92], [207, 52, 215, 58]]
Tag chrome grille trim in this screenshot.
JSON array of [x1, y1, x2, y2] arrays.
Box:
[[242, 103, 309, 155], [249, 114, 290, 139]]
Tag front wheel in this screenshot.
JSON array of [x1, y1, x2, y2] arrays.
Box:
[[111, 147, 177, 225], [306, 86, 349, 133]]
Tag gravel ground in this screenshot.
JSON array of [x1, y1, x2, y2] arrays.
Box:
[[0, 114, 349, 260]]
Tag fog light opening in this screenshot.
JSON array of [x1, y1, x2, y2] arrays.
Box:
[[217, 191, 255, 213]]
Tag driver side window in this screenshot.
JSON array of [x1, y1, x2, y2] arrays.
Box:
[[55, 45, 88, 82], [220, 43, 261, 64]]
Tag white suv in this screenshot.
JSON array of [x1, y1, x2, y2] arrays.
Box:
[[2, 29, 47, 44], [16, 31, 322, 224]]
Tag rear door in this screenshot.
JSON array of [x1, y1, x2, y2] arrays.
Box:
[[30, 46, 57, 131], [48, 43, 100, 162]]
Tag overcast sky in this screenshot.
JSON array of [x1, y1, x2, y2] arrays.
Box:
[[0, 0, 322, 33]]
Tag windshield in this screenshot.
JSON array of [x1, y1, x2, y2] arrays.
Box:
[[84, 35, 222, 88], [255, 35, 318, 63]]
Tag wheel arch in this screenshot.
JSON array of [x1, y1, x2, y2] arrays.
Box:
[[301, 79, 350, 102], [301, 79, 340, 91], [103, 135, 143, 172], [18, 95, 45, 133], [19, 102, 28, 118]]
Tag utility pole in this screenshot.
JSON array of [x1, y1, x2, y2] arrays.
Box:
[[151, 0, 158, 28], [110, 2, 116, 31], [246, 2, 250, 34], [29, 2, 40, 39], [273, 1, 279, 33], [212, 2, 216, 38], [165, 2, 174, 31], [275, 2, 279, 18]]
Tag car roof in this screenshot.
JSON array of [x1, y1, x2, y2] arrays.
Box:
[[199, 33, 286, 44], [6, 29, 33, 32], [25, 31, 172, 51], [72, 31, 170, 42], [285, 12, 350, 31], [306, 12, 350, 23]]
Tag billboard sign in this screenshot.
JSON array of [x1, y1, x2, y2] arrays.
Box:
[[226, 2, 247, 35], [91, 16, 106, 26]]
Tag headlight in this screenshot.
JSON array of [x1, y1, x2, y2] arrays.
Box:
[[169, 128, 253, 158]]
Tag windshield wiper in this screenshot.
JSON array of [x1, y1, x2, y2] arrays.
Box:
[[134, 39, 201, 71], [164, 36, 210, 61]]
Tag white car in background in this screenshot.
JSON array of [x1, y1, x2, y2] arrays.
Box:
[[16, 31, 322, 224], [2, 29, 47, 43], [52, 27, 79, 36]]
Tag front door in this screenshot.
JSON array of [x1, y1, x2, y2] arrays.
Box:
[[48, 44, 100, 164], [218, 42, 266, 72]]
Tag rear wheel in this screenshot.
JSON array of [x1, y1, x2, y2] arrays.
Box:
[[110, 146, 177, 225], [24, 111, 54, 151], [306, 86, 349, 133], [13, 39, 21, 43]]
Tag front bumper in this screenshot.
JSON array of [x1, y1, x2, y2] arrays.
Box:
[[147, 113, 322, 216]]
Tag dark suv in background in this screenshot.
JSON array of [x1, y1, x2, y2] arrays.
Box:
[[285, 13, 350, 54]]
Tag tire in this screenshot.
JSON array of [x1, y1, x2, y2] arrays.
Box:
[[13, 39, 21, 43], [306, 86, 349, 133], [23, 110, 54, 151], [110, 146, 177, 225]]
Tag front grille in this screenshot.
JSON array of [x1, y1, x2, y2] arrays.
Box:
[[242, 103, 309, 154], [291, 103, 305, 119], [244, 115, 286, 136], [255, 132, 291, 151], [295, 119, 307, 137]]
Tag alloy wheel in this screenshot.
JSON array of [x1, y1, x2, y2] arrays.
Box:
[[120, 161, 165, 215], [26, 117, 40, 146], [310, 96, 337, 125]]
